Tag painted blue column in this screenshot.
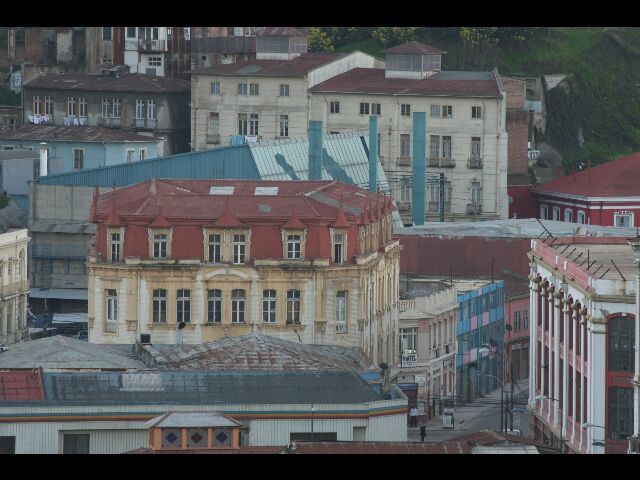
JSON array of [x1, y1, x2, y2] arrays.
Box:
[[308, 120, 323, 180], [411, 112, 426, 225], [369, 115, 378, 192]]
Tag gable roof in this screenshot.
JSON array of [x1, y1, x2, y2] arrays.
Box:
[[23, 73, 190, 93], [256, 27, 307, 37], [141, 333, 376, 371], [382, 41, 445, 55], [309, 68, 501, 97], [531, 152, 640, 198], [192, 53, 342, 77], [146, 411, 241, 428]]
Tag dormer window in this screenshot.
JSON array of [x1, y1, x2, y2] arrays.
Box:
[[233, 234, 246, 264], [110, 232, 121, 262], [208, 234, 221, 262], [153, 233, 168, 258], [287, 234, 301, 259], [333, 232, 346, 264]]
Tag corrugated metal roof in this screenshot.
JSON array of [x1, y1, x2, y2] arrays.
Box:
[[24, 73, 190, 93], [290, 441, 469, 454], [0, 125, 161, 143], [35, 370, 380, 405]]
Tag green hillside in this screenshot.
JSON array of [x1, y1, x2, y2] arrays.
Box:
[[335, 27, 640, 172]]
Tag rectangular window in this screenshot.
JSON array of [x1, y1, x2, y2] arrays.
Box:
[[359, 102, 370, 115], [286, 289, 301, 324], [513, 311, 521, 331], [126, 149, 134, 163], [564, 209, 573, 223], [238, 83, 248, 95], [609, 316, 635, 372], [79, 97, 87, 117], [540, 205, 548, 220], [139, 148, 146, 161], [429, 135, 440, 159], [106, 289, 117, 332], [400, 327, 417, 352], [615, 213, 633, 228], [63, 434, 90, 454], [442, 136, 452, 159], [233, 234, 246, 264], [400, 133, 411, 157], [136, 99, 145, 119], [208, 234, 221, 262], [110, 232, 121, 262], [177, 289, 191, 323], [147, 100, 157, 120], [371, 103, 381, 115], [336, 291, 347, 333], [279, 114, 289, 137], [263, 289, 277, 323], [523, 310, 529, 329], [249, 113, 259, 135], [67, 97, 77, 116], [153, 233, 167, 258], [102, 27, 112, 41], [126, 27, 136, 38], [113, 98, 122, 117], [148, 56, 162, 66], [470, 137, 481, 160], [577, 211, 586, 224], [238, 113, 248, 135], [279, 84, 289, 96], [102, 98, 111, 117], [608, 387, 634, 440], [207, 289, 222, 323], [45, 96, 53, 115], [333, 233, 345, 264], [401, 104, 411, 116], [471, 182, 482, 205], [330, 101, 340, 114], [232, 289, 245, 323], [153, 289, 167, 323], [249, 83, 260, 95], [472, 106, 482, 119], [287, 234, 301, 259], [442, 105, 453, 118], [430, 104, 441, 118], [32, 96, 41, 115], [209, 112, 220, 134], [73, 149, 84, 170], [552, 207, 560, 221], [211, 81, 221, 95]]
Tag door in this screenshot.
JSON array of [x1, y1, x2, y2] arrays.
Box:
[[0, 436, 15, 454], [63, 433, 90, 454]]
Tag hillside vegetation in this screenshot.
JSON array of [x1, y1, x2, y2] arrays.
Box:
[[328, 27, 640, 172]]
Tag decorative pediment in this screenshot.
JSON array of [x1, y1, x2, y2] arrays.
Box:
[[205, 268, 250, 280]]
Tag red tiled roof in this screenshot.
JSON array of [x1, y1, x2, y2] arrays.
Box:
[[148, 208, 172, 229], [290, 441, 469, 454], [0, 369, 45, 401], [330, 196, 350, 228], [282, 205, 306, 229], [382, 41, 445, 55], [309, 68, 501, 97], [96, 179, 386, 226], [213, 197, 246, 228], [23, 73, 190, 93], [531, 152, 640, 198], [256, 27, 307, 37], [0, 125, 161, 143], [192, 53, 343, 77]]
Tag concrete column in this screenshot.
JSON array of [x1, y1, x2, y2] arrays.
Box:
[[529, 275, 538, 408], [553, 292, 561, 429], [591, 318, 607, 453], [562, 300, 569, 450], [545, 289, 552, 422], [580, 316, 586, 451], [571, 306, 578, 444], [629, 240, 640, 441]]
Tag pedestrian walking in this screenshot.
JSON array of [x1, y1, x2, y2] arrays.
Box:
[[410, 406, 418, 427]]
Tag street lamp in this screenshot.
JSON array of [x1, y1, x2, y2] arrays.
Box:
[[474, 371, 509, 433], [533, 394, 563, 453], [583, 422, 608, 454]]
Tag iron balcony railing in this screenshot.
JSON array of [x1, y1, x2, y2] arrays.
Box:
[[467, 203, 482, 215], [138, 39, 166, 52], [467, 157, 483, 169], [427, 157, 455, 168]]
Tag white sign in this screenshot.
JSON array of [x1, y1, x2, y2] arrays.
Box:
[[415, 374, 426, 388], [401, 350, 417, 368]]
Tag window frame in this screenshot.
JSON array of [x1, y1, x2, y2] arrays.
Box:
[[152, 288, 168, 323], [471, 106, 482, 119], [233, 234, 246, 264], [208, 233, 222, 263], [286, 289, 301, 325], [330, 101, 340, 114], [73, 148, 84, 170], [442, 105, 453, 118], [333, 232, 346, 264], [207, 289, 222, 323], [176, 289, 191, 324], [286, 234, 301, 259], [262, 289, 277, 323], [210, 81, 221, 95], [359, 102, 370, 115], [231, 289, 246, 323], [336, 291, 348, 334], [279, 84, 290, 97], [401, 104, 411, 116], [153, 233, 168, 258], [105, 289, 117, 332], [238, 83, 248, 95], [400, 133, 411, 157], [279, 114, 289, 137]]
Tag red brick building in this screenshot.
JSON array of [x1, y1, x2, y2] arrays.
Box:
[[531, 152, 640, 227]]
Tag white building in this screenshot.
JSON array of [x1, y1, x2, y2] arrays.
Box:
[[0, 228, 30, 345], [628, 239, 640, 454], [123, 27, 170, 77], [528, 237, 636, 454]]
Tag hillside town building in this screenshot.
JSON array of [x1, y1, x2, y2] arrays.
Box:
[[0, 229, 30, 345], [88, 179, 402, 367]]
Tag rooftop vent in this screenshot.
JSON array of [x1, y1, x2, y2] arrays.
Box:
[[255, 186, 278, 196], [209, 186, 235, 195]]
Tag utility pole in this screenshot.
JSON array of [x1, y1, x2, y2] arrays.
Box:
[[500, 385, 504, 432], [510, 361, 515, 431], [439, 172, 445, 222], [504, 394, 509, 433]]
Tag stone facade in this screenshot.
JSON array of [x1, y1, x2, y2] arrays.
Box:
[[0, 228, 30, 345]]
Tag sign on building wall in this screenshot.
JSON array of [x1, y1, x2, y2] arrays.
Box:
[[401, 350, 417, 367]]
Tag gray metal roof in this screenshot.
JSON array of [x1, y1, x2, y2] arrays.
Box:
[[0, 336, 145, 370], [396, 218, 639, 239], [143, 333, 377, 372], [37, 370, 381, 405], [147, 412, 241, 428], [0, 149, 39, 161], [29, 288, 88, 300]]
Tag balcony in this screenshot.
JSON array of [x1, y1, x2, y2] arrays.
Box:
[[206, 133, 221, 144], [428, 157, 456, 168], [336, 323, 348, 334], [138, 39, 166, 52], [467, 203, 482, 215], [428, 202, 451, 213], [101, 116, 122, 128], [397, 156, 411, 167], [467, 157, 483, 169], [135, 118, 157, 129], [396, 201, 411, 211]]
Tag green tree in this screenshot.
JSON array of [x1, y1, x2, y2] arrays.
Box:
[[307, 27, 335, 52], [371, 27, 418, 48], [459, 27, 499, 69]]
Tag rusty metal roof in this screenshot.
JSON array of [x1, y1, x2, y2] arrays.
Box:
[[23, 73, 190, 93], [290, 441, 469, 454], [144, 334, 377, 372]]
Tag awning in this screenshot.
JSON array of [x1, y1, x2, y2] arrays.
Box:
[[29, 288, 88, 301]]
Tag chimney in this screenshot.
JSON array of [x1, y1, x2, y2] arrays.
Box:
[[369, 115, 378, 192], [411, 112, 426, 226], [308, 120, 323, 180], [39, 142, 48, 177]]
